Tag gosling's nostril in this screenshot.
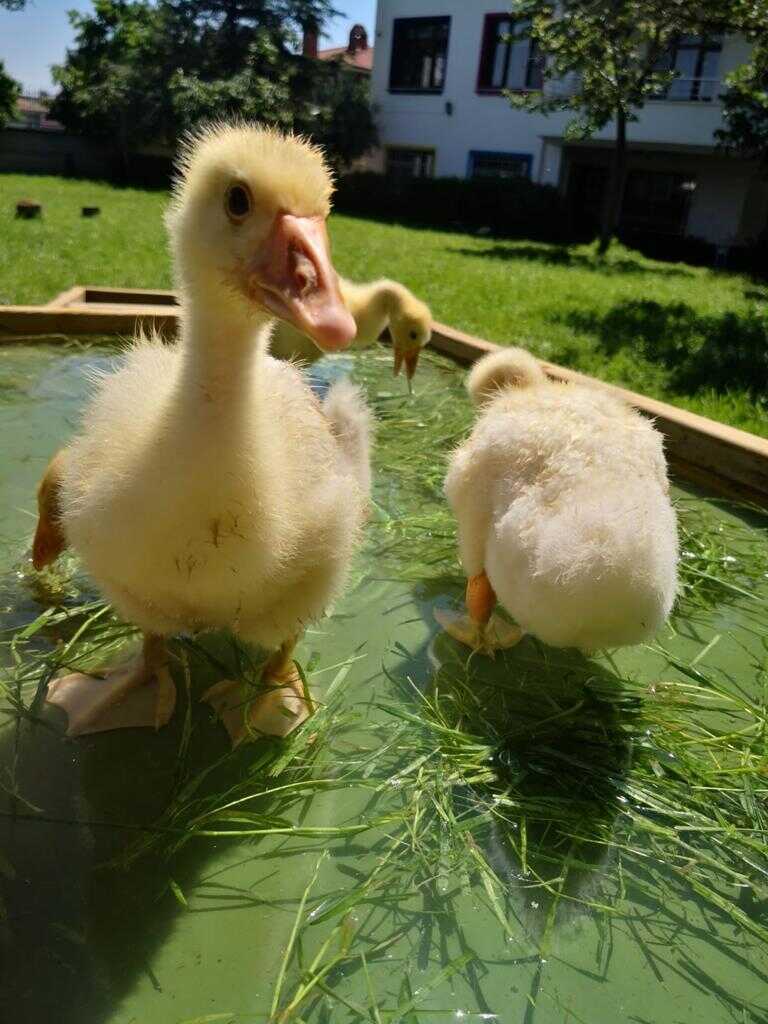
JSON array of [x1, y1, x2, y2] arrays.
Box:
[[292, 251, 317, 296]]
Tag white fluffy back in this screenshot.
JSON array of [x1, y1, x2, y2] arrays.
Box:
[[447, 376, 679, 651]]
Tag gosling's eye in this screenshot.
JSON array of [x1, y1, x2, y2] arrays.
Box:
[[409, 330, 418, 341], [225, 184, 251, 221]]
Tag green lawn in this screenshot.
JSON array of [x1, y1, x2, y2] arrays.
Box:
[[2, 172, 767, 436]]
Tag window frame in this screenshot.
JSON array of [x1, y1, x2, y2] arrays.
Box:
[[388, 15, 452, 95], [467, 150, 533, 180], [476, 12, 542, 95], [653, 35, 723, 103], [385, 145, 437, 181]]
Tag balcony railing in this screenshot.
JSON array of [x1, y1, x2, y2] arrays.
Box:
[[545, 76, 722, 104], [653, 77, 722, 102]]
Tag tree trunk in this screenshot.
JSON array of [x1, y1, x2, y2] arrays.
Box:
[[598, 106, 627, 256]]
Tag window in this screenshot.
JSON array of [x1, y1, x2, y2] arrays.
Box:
[[386, 147, 435, 181], [389, 17, 450, 93], [653, 35, 722, 102], [469, 151, 532, 179], [477, 14, 542, 93], [622, 170, 696, 235]]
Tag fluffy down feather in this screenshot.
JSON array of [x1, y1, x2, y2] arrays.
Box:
[[57, 124, 371, 652], [445, 349, 679, 652], [37, 122, 372, 742], [323, 379, 374, 497], [60, 340, 370, 649]]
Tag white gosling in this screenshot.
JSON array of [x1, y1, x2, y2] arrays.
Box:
[[270, 277, 432, 384], [437, 347, 679, 654], [40, 123, 372, 745]]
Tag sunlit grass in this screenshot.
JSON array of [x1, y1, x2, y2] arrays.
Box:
[[1, 172, 767, 434]]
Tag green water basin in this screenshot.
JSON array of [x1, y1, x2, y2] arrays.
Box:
[[1, 341, 767, 1024]]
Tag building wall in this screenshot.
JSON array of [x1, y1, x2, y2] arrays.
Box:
[[372, 0, 570, 181], [688, 159, 760, 245], [562, 144, 763, 245], [371, 2, 765, 246]]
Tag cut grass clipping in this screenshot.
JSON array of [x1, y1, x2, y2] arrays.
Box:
[[2, 349, 768, 1021]]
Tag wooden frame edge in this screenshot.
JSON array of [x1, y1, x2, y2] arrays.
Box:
[[429, 320, 768, 509], [1, 291, 766, 507], [0, 305, 179, 338], [45, 285, 87, 308]]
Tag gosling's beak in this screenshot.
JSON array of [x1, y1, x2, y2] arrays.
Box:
[[393, 347, 420, 382], [251, 213, 356, 352]]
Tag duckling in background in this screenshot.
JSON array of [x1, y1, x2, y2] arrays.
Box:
[[270, 277, 432, 386], [436, 348, 678, 654], [37, 123, 372, 745]]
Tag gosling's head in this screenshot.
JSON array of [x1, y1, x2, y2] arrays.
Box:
[[166, 121, 356, 351], [390, 295, 432, 382], [467, 347, 547, 407]]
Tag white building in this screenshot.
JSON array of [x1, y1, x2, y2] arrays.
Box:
[[370, 1, 768, 249]]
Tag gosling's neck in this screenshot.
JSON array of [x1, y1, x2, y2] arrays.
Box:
[[348, 279, 406, 342], [178, 284, 272, 396], [372, 280, 407, 321]]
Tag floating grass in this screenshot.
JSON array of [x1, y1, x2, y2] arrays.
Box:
[[1, 346, 768, 1021]]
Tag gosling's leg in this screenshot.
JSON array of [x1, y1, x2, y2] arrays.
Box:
[[435, 571, 522, 654], [46, 633, 176, 736], [201, 635, 313, 747], [32, 449, 69, 570]]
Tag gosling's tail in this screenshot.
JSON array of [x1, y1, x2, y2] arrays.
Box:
[[323, 380, 374, 496], [467, 347, 547, 406]]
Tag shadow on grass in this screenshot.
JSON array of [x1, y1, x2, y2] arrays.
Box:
[[447, 242, 696, 278], [388, 610, 636, 950], [557, 298, 768, 395]]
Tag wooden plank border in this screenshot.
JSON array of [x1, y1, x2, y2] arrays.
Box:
[[45, 285, 86, 308], [429, 320, 768, 508], [1, 290, 767, 507], [81, 286, 178, 307], [0, 304, 179, 338]]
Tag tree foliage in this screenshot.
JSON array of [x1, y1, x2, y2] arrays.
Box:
[[0, 0, 22, 128], [717, 39, 768, 167], [509, 0, 759, 252], [52, 1, 176, 154], [51, 0, 377, 171], [307, 68, 379, 168], [0, 60, 20, 129]]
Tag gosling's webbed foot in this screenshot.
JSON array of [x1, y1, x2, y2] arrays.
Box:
[[201, 663, 312, 748], [434, 608, 523, 656], [46, 660, 176, 737]]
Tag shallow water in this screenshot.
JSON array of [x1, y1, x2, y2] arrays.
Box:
[[0, 340, 767, 1024]]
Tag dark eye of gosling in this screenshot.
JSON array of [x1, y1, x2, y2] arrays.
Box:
[[225, 184, 251, 220], [409, 329, 418, 340]]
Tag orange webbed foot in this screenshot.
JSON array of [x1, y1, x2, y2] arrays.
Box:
[[201, 662, 312, 748]]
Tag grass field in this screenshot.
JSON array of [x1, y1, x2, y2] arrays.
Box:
[[2, 172, 767, 435]]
